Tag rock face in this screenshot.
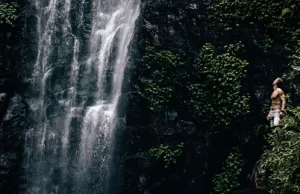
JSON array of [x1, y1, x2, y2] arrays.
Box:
[[2, 0, 222, 192], [0, 21, 28, 192], [0, 1, 34, 192], [134, 0, 211, 57], [119, 0, 289, 193], [121, 120, 203, 194], [120, 1, 215, 193], [0, 95, 27, 194], [0, 0, 292, 194]]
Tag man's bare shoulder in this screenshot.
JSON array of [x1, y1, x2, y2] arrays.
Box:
[[276, 88, 284, 94]]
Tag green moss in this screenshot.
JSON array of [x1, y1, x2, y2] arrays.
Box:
[[212, 148, 244, 194], [149, 143, 184, 168], [142, 46, 186, 113], [188, 42, 250, 128], [0, 2, 18, 26]]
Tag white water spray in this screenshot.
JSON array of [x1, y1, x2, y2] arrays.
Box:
[[23, 0, 140, 193]]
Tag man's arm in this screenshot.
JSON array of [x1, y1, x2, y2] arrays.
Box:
[[279, 89, 286, 112]]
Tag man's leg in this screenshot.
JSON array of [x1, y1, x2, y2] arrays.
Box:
[[273, 114, 283, 146], [274, 114, 280, 127]]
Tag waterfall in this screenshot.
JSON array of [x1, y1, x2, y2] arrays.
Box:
[[23, 0, 140, 193]]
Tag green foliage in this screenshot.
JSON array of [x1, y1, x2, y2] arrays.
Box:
[[208, 0, 300, 103], [281, 107, 300, 129], [139, 2, 300, 193], [143, 46, 185, 112], [253, 109, 300, 193], [281, 4, 297, 17], [212, 148, 244, 194], [0, 2, 18, 26], [149, 143, 184, 168], [208, 0, 300, 74], [285, 40, 300, 102], [188, 42, 250, 128], [208, 0, 300, 42]]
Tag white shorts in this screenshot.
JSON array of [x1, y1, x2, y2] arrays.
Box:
[[270, 110, 280, 127]]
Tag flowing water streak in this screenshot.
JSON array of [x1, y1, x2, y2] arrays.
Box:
[[61, 0, 80, 155], [24, 0, 140, 193], [24, 0, 58, 193], [77, 0, 140, 190], [111, 0, 140, 107], [78, 2, 125, 172], [36, 0, 57, 150], [78, 0, 86, 29], [62, 39, 79, 148], [60, 0, 82, 181]]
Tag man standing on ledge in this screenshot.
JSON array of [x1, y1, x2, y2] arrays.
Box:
[[266, 78, 286, 127]]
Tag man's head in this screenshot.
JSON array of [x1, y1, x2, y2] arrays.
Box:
[[273, 78, 283, 88]]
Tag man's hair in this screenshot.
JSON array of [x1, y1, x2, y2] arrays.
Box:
[[275, 78, 283, 88]]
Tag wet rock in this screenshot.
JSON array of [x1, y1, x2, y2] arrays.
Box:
[[0, 93, 7, 102], [0, 93, 9, 120], [151, 120, 196, 139], [176, 120, 196, 135], [121, 118, 199, 193], [0, 94, 27, 193], [234, 188, 268, 194]]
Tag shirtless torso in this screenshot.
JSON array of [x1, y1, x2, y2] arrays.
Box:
[[271, 88, 284, 111], [267, 78, 286, 125]]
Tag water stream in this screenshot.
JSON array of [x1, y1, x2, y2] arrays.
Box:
[[23, 0, 140, 193]]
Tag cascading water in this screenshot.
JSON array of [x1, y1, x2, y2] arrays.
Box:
[[23, 0, 140, 193]]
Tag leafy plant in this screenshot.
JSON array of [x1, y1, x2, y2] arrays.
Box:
[[282, 4, 297, 17], [0, 2, 18, 26], [149, 142, 184, 168], [142, 46, 186, 112], [208, 0, 300, 40], [253, 108, 300, 193], [212, 148, 244, 194], [188, 42, 250, 128]]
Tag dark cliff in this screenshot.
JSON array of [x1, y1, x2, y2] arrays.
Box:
[[0, 0, 299, 193], [120, 0, 294, 194], [0, 0, 28, 193]]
